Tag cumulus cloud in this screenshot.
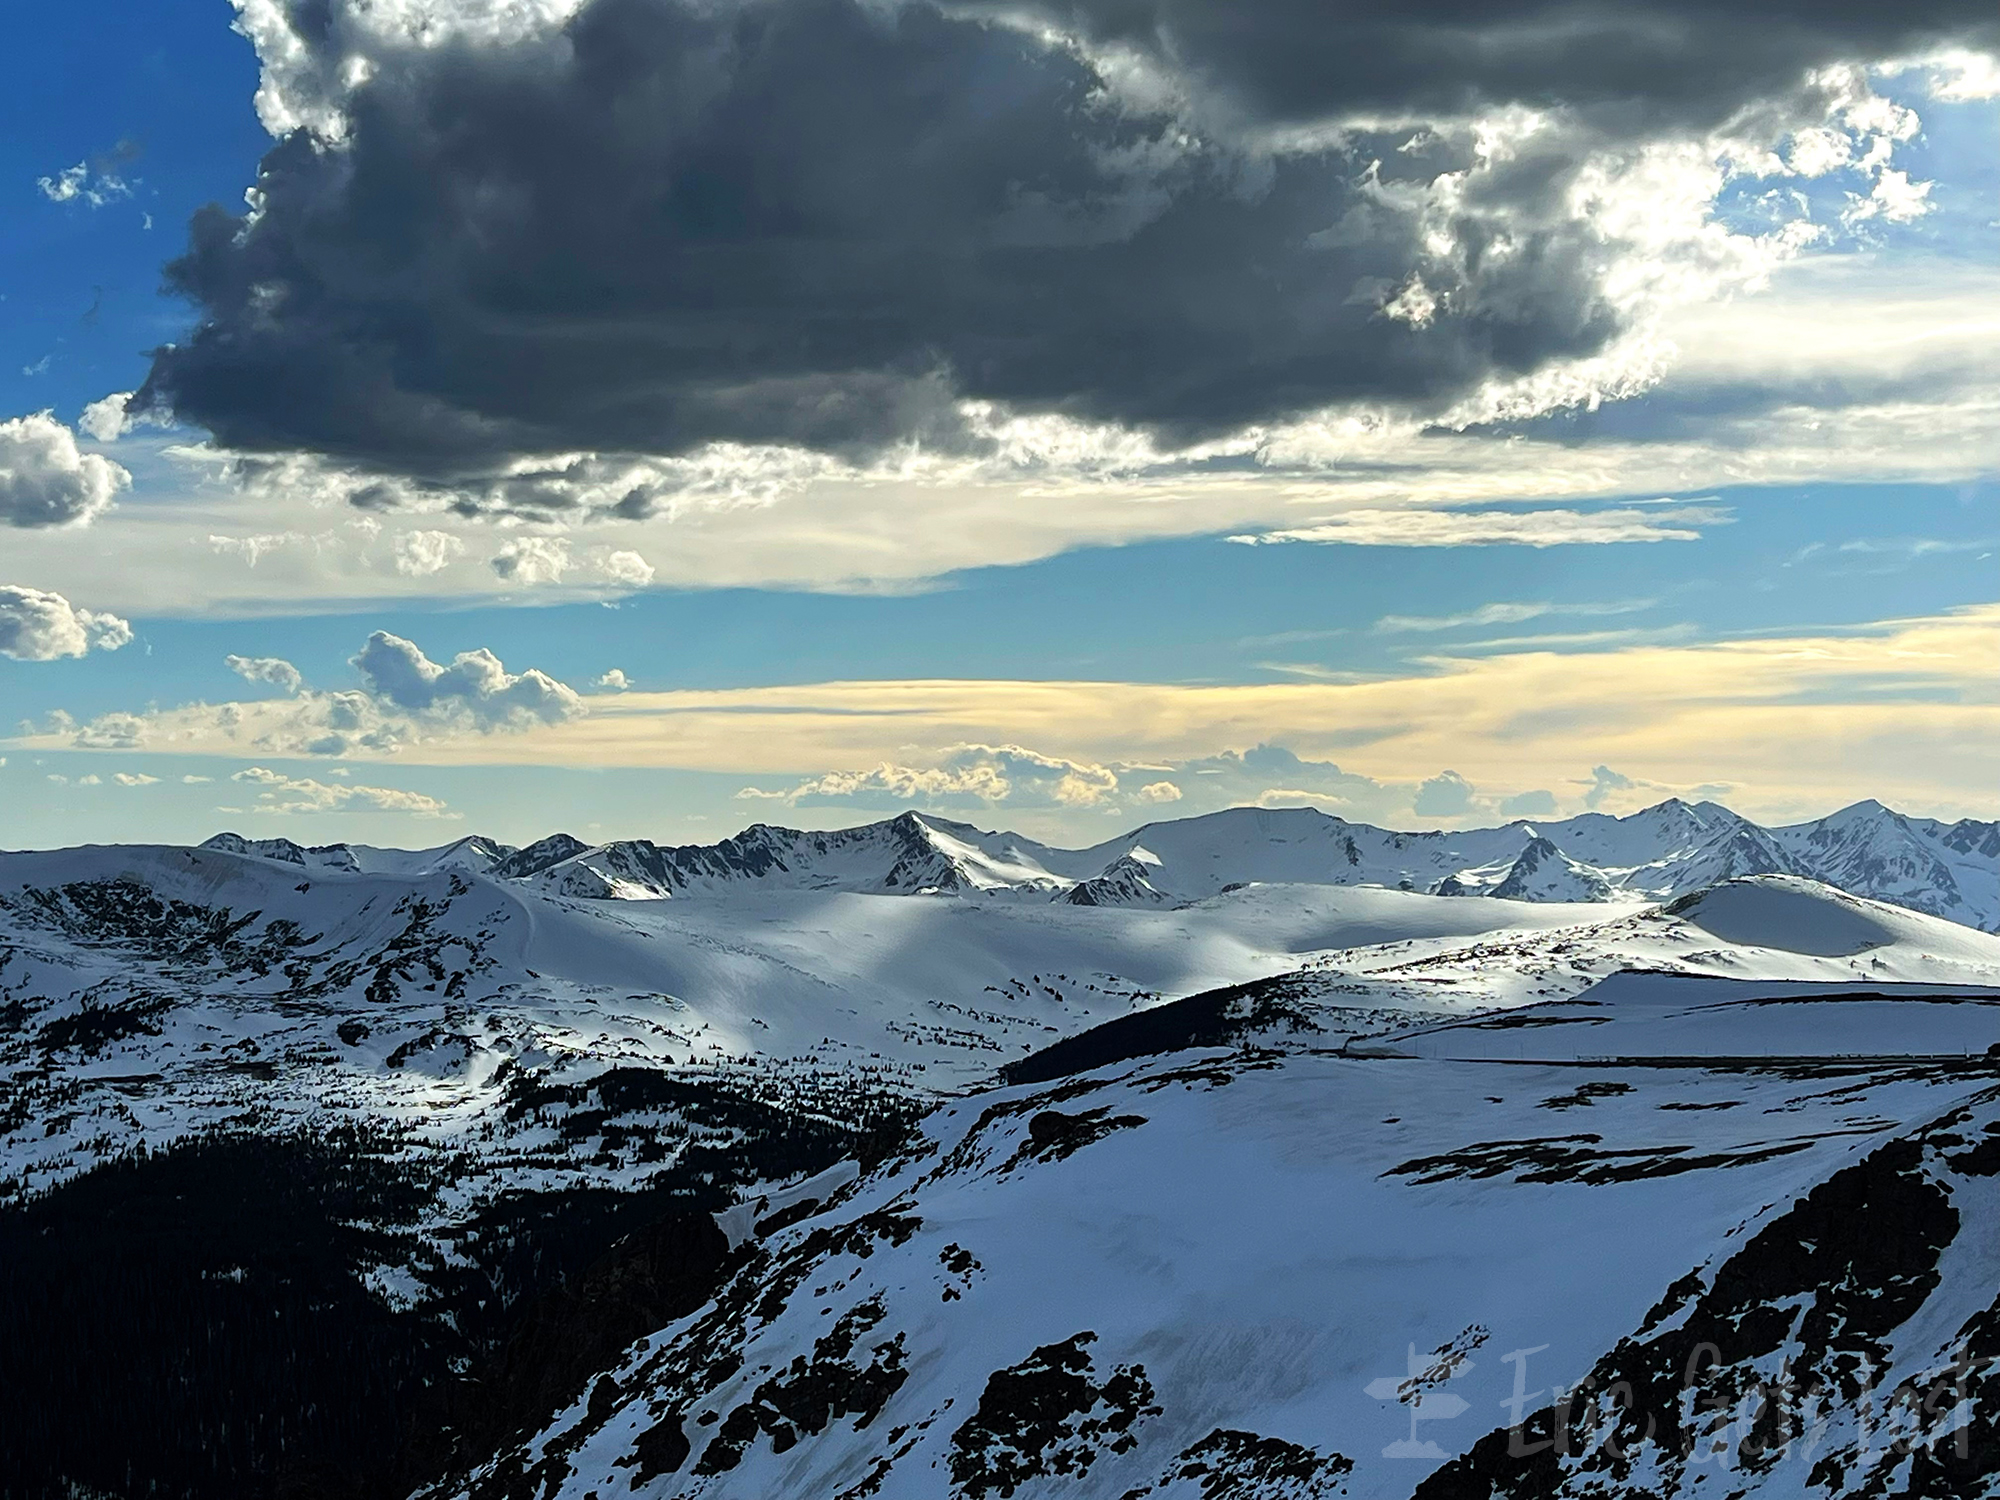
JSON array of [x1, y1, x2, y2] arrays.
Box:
[[491, 537, 571, 585], [0, 413, 130, 528], [79, 392, 135, 443], [352, 630, 584, 729], [728, 737, 1710, 830], [73, 712, 148, 749], [1414, 769, 1478, 818], [599, 549, 655, 587], [230, 766, 452, 817], [393, 529, 467, 576], [112, 772, 161, 787], [29, 630, 586, 762], [0, 586, 133, 661], [1583, 763, 1639, 810], [598, 668, 631, 691], [226, 654, 306, 694], [731, 740, 1750, 832], [124, 0, 1986, 510], [742, 744, 1123, 810], [1499, 788, 1560, 818]]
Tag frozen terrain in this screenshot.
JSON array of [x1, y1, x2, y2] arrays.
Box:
[[6, 799, 2000, 1498], [428, 963, 2000, 1500]]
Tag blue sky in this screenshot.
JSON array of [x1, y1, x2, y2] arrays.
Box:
[[1, 2, 1995, 850]]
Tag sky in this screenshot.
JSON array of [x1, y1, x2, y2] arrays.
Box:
[[0, 0, 1995, 852]]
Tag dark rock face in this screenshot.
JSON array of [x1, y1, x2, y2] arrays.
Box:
[[1001, 974, 1322, 1087], [487, 832, 590, 880], [1061, 855, 1169, 908], [947, 1332, 1160, 1498], [1130, 1427, 1354, 1498], [1001, 1107, 1149, 1170], [692, 1295, 909, 1474]]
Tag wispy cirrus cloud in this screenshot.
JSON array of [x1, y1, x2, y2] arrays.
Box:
[[1231, 505, 1730, 550], [1374, 600, 1655, 634]]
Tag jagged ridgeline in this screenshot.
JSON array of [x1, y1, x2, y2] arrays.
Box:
[[198, 798, 2000, 928]]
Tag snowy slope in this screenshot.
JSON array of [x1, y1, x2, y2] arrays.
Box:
[[0, 841, 1620, 1209], [423, 978, 2000, 1500]]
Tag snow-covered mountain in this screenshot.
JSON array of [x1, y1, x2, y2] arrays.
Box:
[[421, 959, 2000, 1500], [199, 796, 2000, 931], [8, 808, 2000, 1499]]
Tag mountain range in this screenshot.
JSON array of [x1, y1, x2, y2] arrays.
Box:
[[201, 795, 2000, 931], [6, 795, 2000, 1499]]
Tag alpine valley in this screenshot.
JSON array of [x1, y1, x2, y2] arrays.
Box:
[[7, 796, 2000, 1500]]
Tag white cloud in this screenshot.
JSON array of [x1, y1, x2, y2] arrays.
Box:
[[1375, 600, 1651, 634], [0, 413, 129, 528], [37, 161, 131, 208], [1900, 50, 2000, 101], [352, 631, 583, 730], [1232, 505, 1729, 549], [209, 532, 304, 566], [1499, 788, 1559, 817], [598, 668, 631, 691], [598, 549, 655, 587], [79, 392, 136, 443], [1413, 769, 1477, 818], [225, 654, 306, 694], [491, 536, 571, 584], [72, 711, 148, 749], [744, 743, 1122, 810], [1844, 167, 1932, 226], [1134, 780, 1183, 804], [23, 630, 587, 762], [394, 529, 466, 576], [0, 585, 132, 660], [1583, 764, 1639, 810], [112, 772, 160, 786], [230, 766, 452, 817]]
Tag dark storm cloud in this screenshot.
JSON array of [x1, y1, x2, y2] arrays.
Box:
[[135, 0, 1994, 480], [953, 1, 1997, 134]]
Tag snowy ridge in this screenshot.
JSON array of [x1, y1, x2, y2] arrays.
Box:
[[202, 797, 2000, 931], [425, 972, 2000, 1500]]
